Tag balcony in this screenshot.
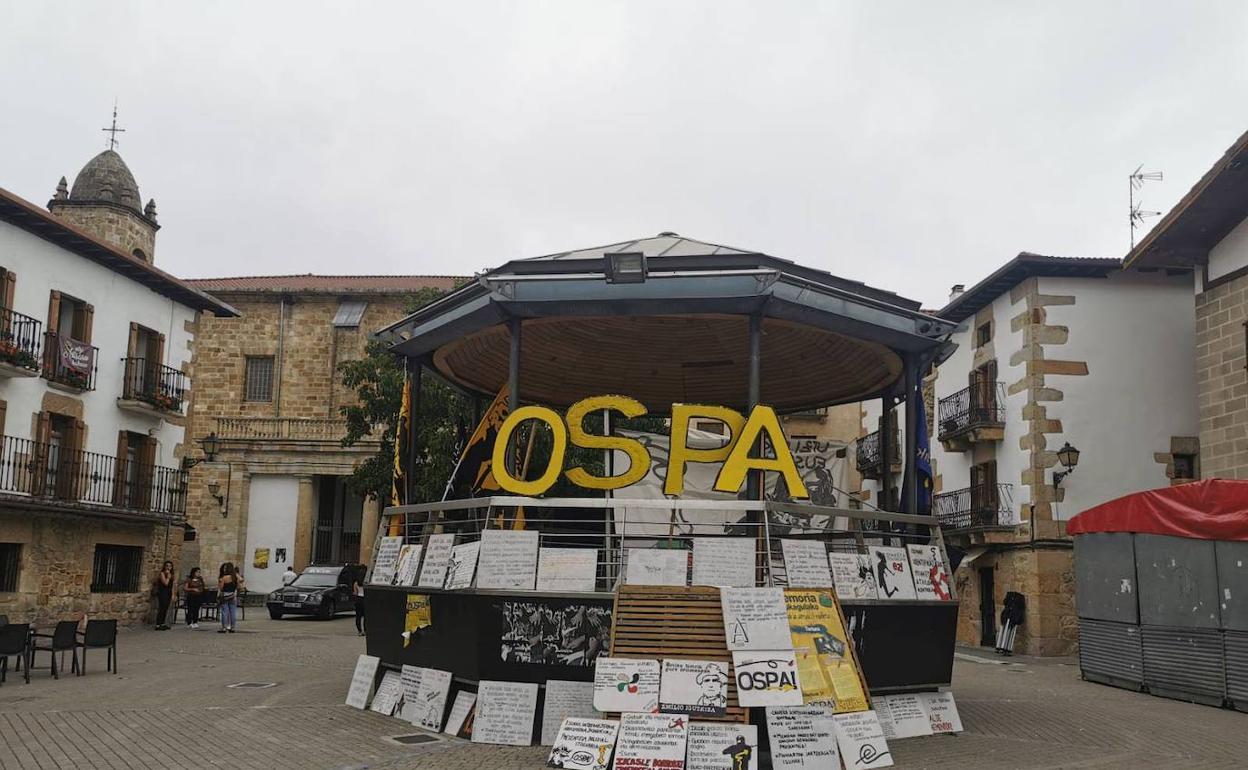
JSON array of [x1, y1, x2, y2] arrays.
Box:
[[215, 417, 352, 442], [937, 382, 1006, 451], [787, 407, 828, 421], [856, 429, 901, 480], [0, 308, 42, 378], [41, 331, 97, 392], [118, 358, 188, 418], [0, 434, 186, 518], [934, 483, 1013, 531]]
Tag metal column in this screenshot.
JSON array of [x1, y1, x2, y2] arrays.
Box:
[[878, 394, 893, 511], [902, 354, 920, 515], [508, 317, 522, 413], [746, 313, 762, 500]]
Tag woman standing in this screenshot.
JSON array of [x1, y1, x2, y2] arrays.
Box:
[[352, 572, 365, 637], [154, 561, 174, 630], [218, 562, 244, 634], [184, 568, 206, 629]]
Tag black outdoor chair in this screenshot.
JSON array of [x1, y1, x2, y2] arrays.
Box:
[[76, 619, 117, 676], [32, 620, 79, 679], [0, 622, 31, 685]]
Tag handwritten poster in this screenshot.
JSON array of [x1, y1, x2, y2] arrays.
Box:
[[593, 657, 661, 713], [765, 706, 840, 770], [445, 541, 482, 590], [832, 710, 893, 769], [541, 680, 599, 745], [344, 654, 380, 709], [732, 650, 804, 707], [418, 533, 456, 588], [443, 690, 476, 737], [537, 548, 599, 593], [920, 691, 963, 733], [400, 665, 423, 714], [783, 590, 868, 712], [371, 536, 404, 585], [547, 718, 620, 770], [473, 680, 539, 746], [659, 659, 729, 717], [692, 538, 756, 588], [369, 670, 403, 716], [906, 544, 952, 602], [612, 712, 689, 770], [874, 694, 931, 740], [686, 723, 759, 770], [719, 587, 792, 651], [409, 668, 452, 731], [477, 530, 540, 590], [625, 549, 688, 587], [827, 553, 878, 600], [780, 540, 832, 588], [393, 544, 424, 587], [867, 546, 917, 600]]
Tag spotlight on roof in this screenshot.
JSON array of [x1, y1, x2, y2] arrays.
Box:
[[604, 252, 648, 284]]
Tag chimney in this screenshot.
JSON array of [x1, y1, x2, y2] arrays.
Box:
[[949, 284, 965, 301]]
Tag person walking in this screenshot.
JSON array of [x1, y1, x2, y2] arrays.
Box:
[[153, 561, 174, 630], [184, 567, 206, 629], [352, 572, 366, 637], [282, 565, 298, 586], [218, 562, 244, 634]]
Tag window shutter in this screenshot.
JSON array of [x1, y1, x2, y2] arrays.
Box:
[[1, 270, 14, 310], [47, 291, 61, 335], [80, 304, 94, 343], [136, 435, 157, 511], [113, 430, 129, 507], [155, 332, 166, 366], [127, 323, 139, 359], [0, 400, 7, 437]]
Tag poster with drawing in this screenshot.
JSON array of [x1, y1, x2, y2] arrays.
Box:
[[369, 670, 403, 716], [719, 587, 793, 651], [593, 657, 661, 713], [686, 723, 759, 770], [691, 538, 756, 588], [393, 544, 424, 587], [345, 654, 380, 709], [873, 694, 931, 740], [783, 590, 868, 712], [399, 665, 423, 718], [478, 529, 540, 590], [827, 553, 877, 600], [537, 548, 599, 593], [418, 533, 456, 588], [371, 536, 404, 585], [443, 691, 476, 737], [409, 667, 452, 731], [541, 680, 598, 745], [780, 539, 832, 588], [920, 691, 963, 733], [867, 546, 916, 600], [765, 706, 840, 770], [473, 680, 539, 746], [905, 544, 952, 601], [445, 541, 482, 590], [625, 549, 688, 587], [498, 600, 611, 667], [612, 712, 689, 770], [547, 718, 620, 770], [658, 659, 729, 717], [731, 650, 804, 707], [832, 710, 893, 769]]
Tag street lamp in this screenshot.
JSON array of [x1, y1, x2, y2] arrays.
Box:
[[1053, 442, 1081, 488], [181, 432, 221, 470]]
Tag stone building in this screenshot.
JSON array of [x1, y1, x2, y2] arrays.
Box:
[[0, 148, 234, 624]]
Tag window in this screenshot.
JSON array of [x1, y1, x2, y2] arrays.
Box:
[[332, 300, 368, 328], [0, 543, 19, 591], [90, 544, 143, 593], [1172, 454, 1197, 480], [975, 322, 992, 348], [244, 356, 275, 402]]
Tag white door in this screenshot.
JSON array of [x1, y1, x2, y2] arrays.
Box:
[[243, 476, 300, 595]]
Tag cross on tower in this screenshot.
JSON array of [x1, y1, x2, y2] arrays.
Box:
[[101, 103, 125, 150]]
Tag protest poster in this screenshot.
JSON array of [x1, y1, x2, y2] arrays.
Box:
[[874, 694, 932, 740], [764, 706, 840, 770], [732, 650, 804, 707], [780, 540, 832, 588], [593, 657, 661, 713], [686, 723, 759, 770], [691, 538, 755, 588], [445, 541, 482, 590], [719, 587, 792, 651], [783, 590, 868, 712], [418, 533, 456, 588], [658, 659, 729, 717], [832, 710, 893, 769], [393, 544, 424, 587], [537, 548, 600, 593], [625, 549, 688, 587], [612, 712, 689, 770], [541, 680, 598, 745], [473, 680, 539, 746], [399, 665, 423, 716], [867, 546, 917, 600], [546, 718, 620, 770], [477, 529, 540, 590], [905, 544, 952, 601], [403, 594, 432, 648], [345, 654, 380, 709], [827, 553, 877, 600], [371, 537, 404, 585], [443, 690, 476, 737], [498, 599, 611, 667], [369, 670, 403, 716], [409, 668, 452, 731], [920, 691, 963, 733]]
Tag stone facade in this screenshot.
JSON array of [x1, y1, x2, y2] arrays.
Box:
[[952, 545, 1076, 656], [1195, 274, 1248, 479], [48, 202, 157, 262]]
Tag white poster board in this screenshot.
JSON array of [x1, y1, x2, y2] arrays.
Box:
[[473, 680, 539, 746], [906, 544, 952, 602], [344, 654, 380, 709], [409, 668, 453, 731], [536, 548, 599, 593], [593, 657, 661, 713], [659, 659, 729, 717], [541, 680, 599, 745], [369, 670, 403, 716], [920, 691, 963, 733], [827, 553, 878, 600], [780, 540, 832, 588], [612, 712, 690, 770], [687, 723, 759, 770], [732, 650, 804, 707], [625, 549, 688, 587], [832, 710, 893, 768], [547, 718, 621, 770], [399, 665, 423, 720], [371, 536, 404, 585], [692, 538, 756, 588], [477, 530, 540, 590], [874, 694, 932, 740], [418, 533, 456, 588], [719, 587, 792, 651], [867, 546, 917, 600], [443, 691, 476, 736], [392, 544, 424, 587], [765, 706, 840, 770], [445, 541, 482, 590]]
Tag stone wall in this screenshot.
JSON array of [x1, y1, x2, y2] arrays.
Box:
[[951, 545, 1076, 656], [1195, 274, 1248, 478], [48, 203, 156, 262]]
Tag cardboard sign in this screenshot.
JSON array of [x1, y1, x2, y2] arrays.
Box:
[[827, 553, 878, 600], [418, 533, 456, 588], [867, 546, 917, 600], [408, 667, 452, 731], [445, 541, 482, 590], [444, 690, 476, 737], [369, 670, 403, 716], [832, 710, 893, 768], [537, 548, 599, 593], [345, 654, 380, 709], [720, 587, 792, 651], [546, 718, 620, 770], [541, 680, 599, 745], [473, 680, 539, 746], [691, 538, 755, 588], [906, 544, 952, 602], [686, 723, 759, 770], [658, 659, 729, 717], [765, 706, 840, 770], [783, 590, 868, 712], [732, 650, 804, 707], [780, 540, 832, 588], [371, 536, 404, 585], [478, 529, 540, 590], [625, 549, 688, 587], [612, 712, 690, 770], [874, 694, 932, 740], [920, 691, 963, 733], [393, 544, 424, 587], [594, 657, 661, 713]]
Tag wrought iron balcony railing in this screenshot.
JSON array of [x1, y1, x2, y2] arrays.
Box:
[[855, 429, 901, 478], [934, 482, 1013, 530], [41, 331, 97, 391], [215, 417, 351, 441], [0, 308, 42, 372], [937, 381, 1006, 441], [121, 357, 188, 413]]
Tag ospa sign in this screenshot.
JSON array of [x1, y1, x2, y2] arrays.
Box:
[[489, 395, 810, 498]]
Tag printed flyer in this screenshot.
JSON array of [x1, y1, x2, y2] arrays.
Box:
[[783, 590, 868, 712]]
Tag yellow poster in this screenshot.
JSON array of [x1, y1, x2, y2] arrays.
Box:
[[784, 589, 869, 712], [253, 548, 270, 569], [404, 594, 432, 647]]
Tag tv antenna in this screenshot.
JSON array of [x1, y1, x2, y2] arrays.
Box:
[[1129, 165, 1163, 249]]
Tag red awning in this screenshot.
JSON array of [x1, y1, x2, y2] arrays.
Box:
[[1067, 479, 1248, 541]]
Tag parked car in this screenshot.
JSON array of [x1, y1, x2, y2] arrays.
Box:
[[267, 564, 364, 620]]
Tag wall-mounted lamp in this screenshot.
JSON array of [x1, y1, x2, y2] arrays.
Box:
[[604, 251, 648, 284], [1053, 441, 1081, 488], [182, 432, 221, 470], [207, 478, 228, 518]]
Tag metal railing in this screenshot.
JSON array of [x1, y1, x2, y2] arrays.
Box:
[[0, 308, 42, 372], [934, 483, 1013, 530], [121, 357, 188, 413], [937, 382, 1006, 441], [855, 429, 900, 476], [215, 417, 350, 441], [41, 331, 97, 391], [0, 434, 187, 515]]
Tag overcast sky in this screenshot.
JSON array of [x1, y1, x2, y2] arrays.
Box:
[[4, 2, 1248, 308]]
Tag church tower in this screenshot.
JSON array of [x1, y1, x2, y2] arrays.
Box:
[[48, 148, 160, 263]]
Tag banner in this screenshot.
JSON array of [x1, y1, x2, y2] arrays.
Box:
[[446, 384, 510, 499]]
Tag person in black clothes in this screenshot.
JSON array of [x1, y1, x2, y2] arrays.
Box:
[[997, 591, 1026, 655], [153, 561, 174, 630]]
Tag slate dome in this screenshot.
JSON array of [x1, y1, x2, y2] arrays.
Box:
[[69, 149, 142, 213]]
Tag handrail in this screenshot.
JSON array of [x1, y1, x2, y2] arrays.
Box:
[[41, 331, 97, 391], [215, 417, 349, 441], [0, 308, 42, 371], [855, 429, 900, 471], [121, 357, 188, 413], [937, 381, 1006, 440], [933, 482, 1013, 529]]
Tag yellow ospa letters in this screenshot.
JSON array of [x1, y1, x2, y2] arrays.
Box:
[[564, 395, 651, 491], [713, 404, 809, 498], [665, 404, 748, 496], [491, 405, 567, 496]]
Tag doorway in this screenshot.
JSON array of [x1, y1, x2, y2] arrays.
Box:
[[312, 476, 363, 565], [979, 567, 996, 646]]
